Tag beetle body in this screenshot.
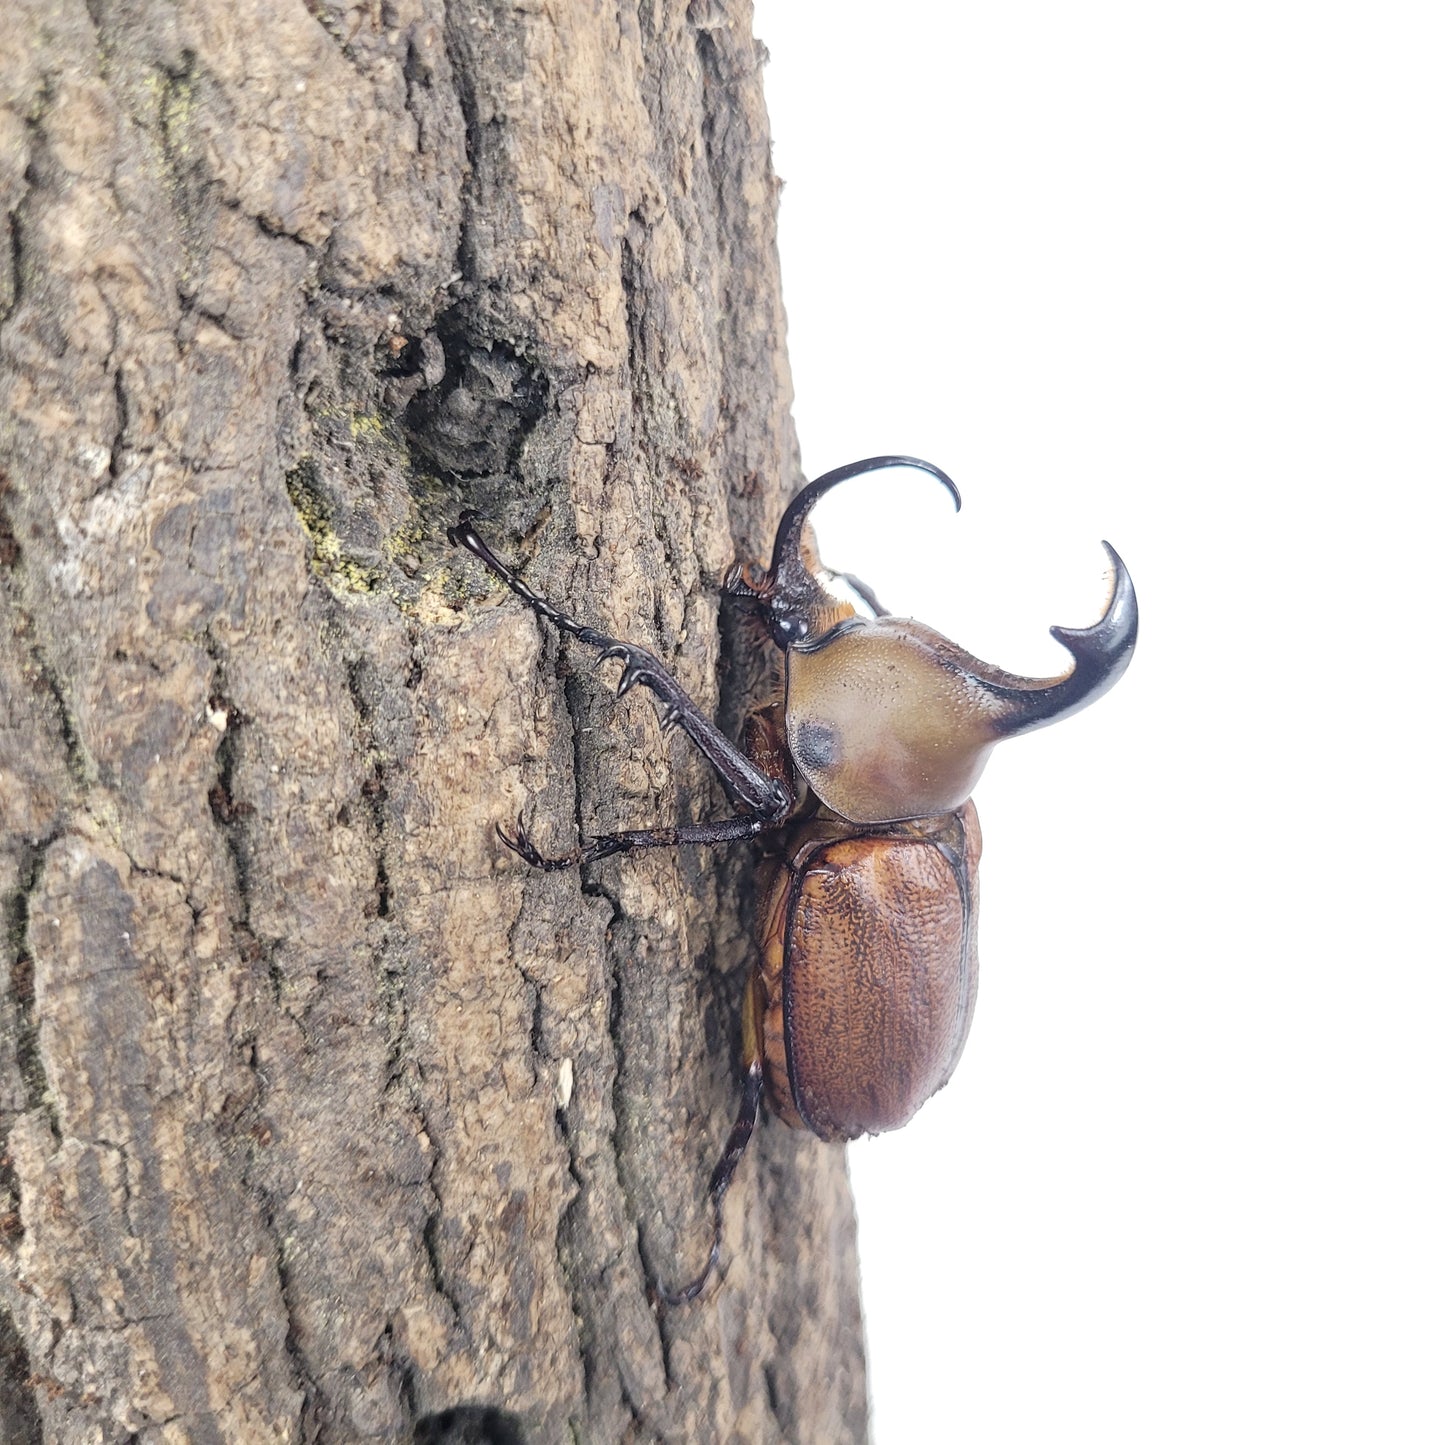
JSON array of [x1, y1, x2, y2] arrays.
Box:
[[449, 455, 1137, 1303]]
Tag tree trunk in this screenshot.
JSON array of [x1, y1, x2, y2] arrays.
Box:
[[0, 1, 868, 1439]]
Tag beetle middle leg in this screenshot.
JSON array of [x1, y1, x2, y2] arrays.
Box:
[[496, 811, 785, 871], [449, 515, 793, 863]]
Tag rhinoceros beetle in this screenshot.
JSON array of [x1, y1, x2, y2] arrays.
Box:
[[448, 456, 1137, 1303]]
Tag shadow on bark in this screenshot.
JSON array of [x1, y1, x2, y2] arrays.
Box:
[[414, 1404, 529, 1445]]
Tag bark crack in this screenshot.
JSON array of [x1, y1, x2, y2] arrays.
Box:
[[0, 509, 93, 790], [1, 92, 48, 329], [1, 202, 22, 329], [34, 657, 88, 789], [556, 643, 678, 1425], [420, 1196, 463, 1325], [344, 657, 393, 924], [104, 365, 129, 488], [5, 836, 63, 1149], [199, 641, 320, 1418], [0, 1297, 42, 1445], [0, 471, 17, 570], [264, 1194, 324, 1431], [529, 649, 646, 1427], [203, 654, 275, 1000]]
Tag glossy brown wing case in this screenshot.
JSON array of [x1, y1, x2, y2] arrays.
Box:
[[758, 805, 982, 1141]]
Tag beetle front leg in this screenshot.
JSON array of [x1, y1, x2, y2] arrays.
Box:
[[450, 514, 790, 824]]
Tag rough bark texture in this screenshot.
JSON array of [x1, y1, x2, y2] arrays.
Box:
[[0, 1, 869, 1440]]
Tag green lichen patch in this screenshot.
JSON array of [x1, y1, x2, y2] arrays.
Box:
[[284, 459, 381, 597]]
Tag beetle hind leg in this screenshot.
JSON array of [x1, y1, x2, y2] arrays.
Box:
[[654, 975, 767, 1307], [654, 1059, 761, 1307]]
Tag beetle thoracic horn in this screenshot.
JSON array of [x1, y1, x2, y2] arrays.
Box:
[[964, 540, 1138, 737]]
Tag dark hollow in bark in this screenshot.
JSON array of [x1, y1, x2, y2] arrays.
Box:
[[0, 0, 868, 1439]]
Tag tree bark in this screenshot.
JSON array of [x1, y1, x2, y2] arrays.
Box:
[[0, 1, 868, 1440]]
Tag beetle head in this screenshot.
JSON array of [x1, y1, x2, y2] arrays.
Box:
[[731, 457, 1138, 825]]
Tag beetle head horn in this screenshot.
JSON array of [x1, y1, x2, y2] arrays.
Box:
[[727, 456, 961, 647], [768, 455, 960, 590]]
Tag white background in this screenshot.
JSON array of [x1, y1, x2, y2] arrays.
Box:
[[750, 3, 1442, 1441]]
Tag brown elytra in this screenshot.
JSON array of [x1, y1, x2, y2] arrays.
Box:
[[758, 805, 982, 1141]]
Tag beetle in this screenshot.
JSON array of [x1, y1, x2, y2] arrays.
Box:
[[448, 455, 1137, 1303]]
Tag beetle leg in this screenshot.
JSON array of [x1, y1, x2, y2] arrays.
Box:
[[450, 514, 790, 823], [497, 812, 784, 871], [495, 702, 799, 868], [654, 973, 767, 1307], [831, 570, 888, 618], [588, 638, 790, 819]]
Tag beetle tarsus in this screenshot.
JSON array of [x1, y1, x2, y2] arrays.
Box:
[[497, 819, 628, 870], [653, 1209, 722, 1309], [722, 559, 772, 601], [497, 820, 593, 871], [592, 643, 677, 709], [655, 1059, 764, 1308]]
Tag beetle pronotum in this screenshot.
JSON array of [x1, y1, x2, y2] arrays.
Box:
[[449, 456, 1137, 1303]]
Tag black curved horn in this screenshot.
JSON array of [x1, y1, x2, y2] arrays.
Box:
[[741, 456, 960, 647], [985, 542, 1139, 736], [768, 455, 960, 585]]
